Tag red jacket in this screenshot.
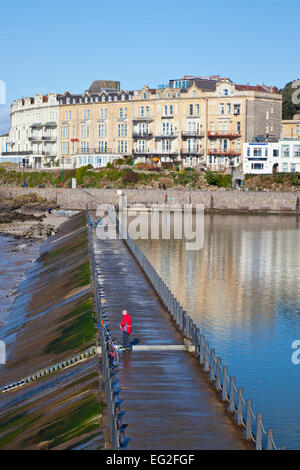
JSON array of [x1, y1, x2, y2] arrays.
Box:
[[121, 313, 132, 335]]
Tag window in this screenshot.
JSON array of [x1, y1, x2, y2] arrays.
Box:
[[234, 104, 240, 115], [119, 108, 123, 118], [291, 163, 296, 173], [224, 89, 229, 96], [210, 122, 215, 132], [193, 91, 196, 98], [124, 107, 128, 117], [218, 121, 223, 131], [254, 148, 262, 157], [146, 106, 149, 116], [176, 92, 180, 98], [247, 147, 251, 157], [237, 121, 241, 132], [195, 104, 199, 115], [189, 104, 193, 115], [282, 162, 288, 172], [141, 106, 144, 117], [220, 103, 225, 115], [236, 140, 241, 152], [227, 103, 231, 114], [251, 163, 264, 170], [164, 105, 168, 116], [265, 148, 268, 157], [282, 145, 290, 157], [296, 125, 300, 135], [102, 95, 106, 102], [170, 105, 173, 115], [273, 149, 279, 157], [294, 145, 300, 157], [122, 94, 125, 101]]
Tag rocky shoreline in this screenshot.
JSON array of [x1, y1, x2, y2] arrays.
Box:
[[0, 193, 68, 240]]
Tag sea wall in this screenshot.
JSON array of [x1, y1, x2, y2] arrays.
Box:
[[3, 187, 300, 213], [0, 213, 103, 450]]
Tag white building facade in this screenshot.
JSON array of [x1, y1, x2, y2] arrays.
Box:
[[0, 93, 59, 168], [243, 139, 300, 174]]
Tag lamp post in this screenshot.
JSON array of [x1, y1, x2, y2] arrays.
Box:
[[61, 156, 64, 187], [189, 156, 193, 192]]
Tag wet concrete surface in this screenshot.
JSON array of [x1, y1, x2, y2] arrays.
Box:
[[93, 231, 248, 450]]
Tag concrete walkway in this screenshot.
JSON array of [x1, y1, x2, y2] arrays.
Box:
[[92, 231, 247, 450]]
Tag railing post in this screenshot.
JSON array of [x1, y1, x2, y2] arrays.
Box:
[[209, 349, 216, 381], [267, 429, 274, 450], [215, 357, 222, 391], [246, 399, 253, 440], [222, 366, 228, 401], [237, 387, 244, 426], [199, 335, 205, 364], [204, 342, 210, 371], [256, 413, 263, 450], [229, 376, 236, 414]]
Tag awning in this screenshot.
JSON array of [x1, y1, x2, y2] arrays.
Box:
[[44, 122, 57, 128], [30, 123, 43, 128]]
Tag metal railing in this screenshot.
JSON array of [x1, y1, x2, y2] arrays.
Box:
[[87, 211, 128, 450], [108, 207, 282, 451]]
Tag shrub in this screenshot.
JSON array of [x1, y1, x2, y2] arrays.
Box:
[[122, 169, 138, 184]]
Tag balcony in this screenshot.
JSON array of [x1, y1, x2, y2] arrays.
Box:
[[208, 131, 241, 138], [181, 131, 205, 138], [132, 132, 153, 139], [29, 136, 43, 142], [2, 151, 33, 156], [132, 116, 154, 122], [155, 133, 178, 139], [181, 149, 202, 155], [42, 136, 57, 141], [208, 148, 241, 156], [78, 148, 113, 154]]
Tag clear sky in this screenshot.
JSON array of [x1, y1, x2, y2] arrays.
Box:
[[0, 0, 299, 133]]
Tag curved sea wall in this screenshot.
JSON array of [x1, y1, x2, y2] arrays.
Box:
[[0, 213, 103, 450], [3, 187, 300, 213]]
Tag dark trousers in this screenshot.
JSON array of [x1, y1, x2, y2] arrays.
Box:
[[123, 331, 131, 349]]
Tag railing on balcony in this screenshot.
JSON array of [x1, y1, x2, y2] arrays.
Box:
[[208, 148, 241, 156], [133, 149, 180, 155], [208, 131, 241, 138], [42, 136, 57, 141], [132, 132, 153, 139], [29, 136, 43, 142], [1, 151, 33, 156], [181, 149, 203, 155], [132, 116, 154, 122], [78, 148, 113, 154], [181, 131, 205, 138], [154, 133, 178, 139]]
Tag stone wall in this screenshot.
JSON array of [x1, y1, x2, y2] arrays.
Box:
[[3, 186, 300, 212]]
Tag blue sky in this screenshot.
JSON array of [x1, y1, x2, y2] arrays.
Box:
[[0, 0, 299, 133]]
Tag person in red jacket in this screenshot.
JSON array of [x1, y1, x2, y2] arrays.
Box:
[[120, 310, 132, 351]]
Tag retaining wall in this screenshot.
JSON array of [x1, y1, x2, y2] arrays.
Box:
[[3, 186, 300, 213]]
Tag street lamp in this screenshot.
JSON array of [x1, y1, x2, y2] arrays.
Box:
[[61, 156, 64, 187], [189, 156, 193, 192]]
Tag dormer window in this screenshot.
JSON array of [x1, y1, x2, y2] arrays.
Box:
[[102, 95, 106, 102], [224, 89, 229, 96], [66, 98, 70, 104], [114, 96, 118, 101], [143, 93, 147, 99], [176, 92, 180, 98], [122, 94, 125, 101], [167, 92, 170, 98], [85, 97, 89, 103], [193, 91, 196, 98]]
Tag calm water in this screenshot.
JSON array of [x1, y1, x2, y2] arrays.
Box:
[[137, 214, 300, 449], [0, 236, 39, 329]]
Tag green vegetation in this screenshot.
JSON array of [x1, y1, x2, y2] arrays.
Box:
[[205, 172, 233, 188], [21, 394, 101, 450], [244, 172, 300, 190], [280, 80, 300, 119], [44, 296, 95, 354]]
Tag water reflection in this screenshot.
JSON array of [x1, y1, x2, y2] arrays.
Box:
[[136, 214, 300, 449]]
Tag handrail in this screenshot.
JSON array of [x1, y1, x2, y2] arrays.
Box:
[[87, 207, 128, 450], [108, 206, 282, 451]]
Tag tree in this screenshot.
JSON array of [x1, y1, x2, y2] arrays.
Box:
[[279, 80, 300, 120]]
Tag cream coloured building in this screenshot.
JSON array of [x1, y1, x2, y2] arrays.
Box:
[[1, 77, 282, 171], [281, 114, 300, 139], [57, 77, 282, 170]]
